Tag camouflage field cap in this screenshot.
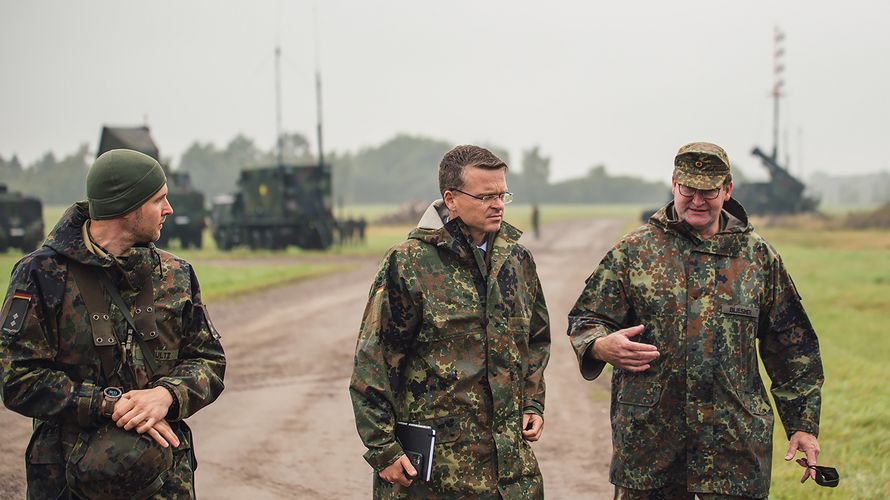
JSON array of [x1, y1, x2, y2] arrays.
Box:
[[673, 142, 731, 190], [66, 423, 173, 500]]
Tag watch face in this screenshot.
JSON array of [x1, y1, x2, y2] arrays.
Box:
[[104, 387, 123, 398]]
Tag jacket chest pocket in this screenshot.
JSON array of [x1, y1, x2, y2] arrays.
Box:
[[715, 304, 760, 388]]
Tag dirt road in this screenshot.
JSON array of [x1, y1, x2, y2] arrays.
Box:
[[0, 217, 624, 498]]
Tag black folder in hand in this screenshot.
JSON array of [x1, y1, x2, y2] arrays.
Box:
[[395, 421, 436, 481]]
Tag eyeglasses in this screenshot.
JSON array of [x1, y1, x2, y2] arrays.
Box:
[[677, 184, 722, 200], [452, 189, 513, 205], [797, 459, 839, 488]]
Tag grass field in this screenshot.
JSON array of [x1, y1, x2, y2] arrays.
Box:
[[758, 229, 890, 499]]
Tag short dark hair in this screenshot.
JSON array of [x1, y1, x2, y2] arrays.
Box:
[[438, 145, 507, 196]]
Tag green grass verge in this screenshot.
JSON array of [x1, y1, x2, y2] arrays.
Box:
[[758, 229, 890, 499], [190, 262, 346, 302]]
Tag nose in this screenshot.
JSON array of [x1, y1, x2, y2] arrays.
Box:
[[690, 191, 708, 204], [164, 199, 174, 216]]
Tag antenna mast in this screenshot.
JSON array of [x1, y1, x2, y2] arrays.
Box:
[[771, 26, 785, 162], [275, 45, 284, 166], [314, 7, 325, 168]]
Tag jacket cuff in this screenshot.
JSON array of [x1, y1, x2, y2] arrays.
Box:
[[785, 422, 820, 440], [363, 440, 404, 472], [580, 338, 607, 380], [75, 381, 101, 428], [523, 400, 545, 416], [152, 378, 184, 421]]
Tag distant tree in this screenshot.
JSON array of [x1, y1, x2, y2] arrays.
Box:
[[521, 146, 551, 203], [7, 144, 91, 204], [345, 134, 453, 203], [0, 154, 24, 180]]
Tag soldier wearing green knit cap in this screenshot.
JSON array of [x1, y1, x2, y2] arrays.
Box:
[[1, 148, 226, 498]]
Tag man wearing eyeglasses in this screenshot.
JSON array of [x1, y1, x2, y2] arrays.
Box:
[[568, 142, 824, 499], [350, 145, 550, 498]]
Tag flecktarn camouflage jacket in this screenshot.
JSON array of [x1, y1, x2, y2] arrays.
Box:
[[350, 200, 550, 499], [0, 202, 226, 498], [568, 198, 823, 498]]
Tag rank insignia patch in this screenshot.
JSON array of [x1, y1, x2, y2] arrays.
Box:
[[2, 291, 32, 336]]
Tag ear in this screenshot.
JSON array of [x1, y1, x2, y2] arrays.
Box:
[[723, 180, 733, 199], [443, 190, 458, 213]]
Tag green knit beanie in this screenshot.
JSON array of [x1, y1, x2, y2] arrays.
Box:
[[87, 149, 167, 220]]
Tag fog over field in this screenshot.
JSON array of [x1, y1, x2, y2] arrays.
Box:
[[2, 1, 889, 182]]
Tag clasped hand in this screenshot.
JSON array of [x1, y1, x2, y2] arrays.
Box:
[[111, 386, 179, 448]]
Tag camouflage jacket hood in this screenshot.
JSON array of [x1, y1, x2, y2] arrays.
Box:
[[43, 202, 106, 267], [43, 202, 162, 290], [350, 199, 550, 498]]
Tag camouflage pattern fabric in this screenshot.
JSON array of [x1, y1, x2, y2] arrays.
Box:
[[0, 202, 226, 498], [615, 483, 763, 499], [673, 142, 731, 190], [568, 198, 823, 498], [350, 200, 550, 499]]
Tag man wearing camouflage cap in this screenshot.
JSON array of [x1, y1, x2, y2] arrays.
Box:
[[1, 149, 226, 498], [568, 142, 824, 498]]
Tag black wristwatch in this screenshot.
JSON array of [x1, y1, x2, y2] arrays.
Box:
[[101, 386, 123, 419]]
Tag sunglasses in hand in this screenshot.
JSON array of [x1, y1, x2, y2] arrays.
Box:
[[796, 458, 840, 488]]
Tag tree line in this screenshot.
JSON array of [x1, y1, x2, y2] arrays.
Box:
[[1, 133, 668, 206]]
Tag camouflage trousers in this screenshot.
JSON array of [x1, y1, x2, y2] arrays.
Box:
[[615, 484, 765, 500]]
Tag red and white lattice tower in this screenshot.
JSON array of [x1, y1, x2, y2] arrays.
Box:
[[771, 26, 785, 161]]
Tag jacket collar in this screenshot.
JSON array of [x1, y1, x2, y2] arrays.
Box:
[[409, 200, 522, 270], [650, 197, 752, 257]]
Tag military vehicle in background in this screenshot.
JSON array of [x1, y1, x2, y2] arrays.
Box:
[[210, 44, 337, 251], [211, 163, 336, 250], [0, 184, 44, 253], [97, 126, 206, 248], [731, 146, 818, 215]]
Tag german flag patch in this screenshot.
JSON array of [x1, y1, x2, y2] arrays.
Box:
[[1, 290, 32, 336]]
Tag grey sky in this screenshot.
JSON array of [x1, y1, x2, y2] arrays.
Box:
[[2, 1, 888, 182]]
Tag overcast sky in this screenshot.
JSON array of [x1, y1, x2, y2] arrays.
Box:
[[2, 1, 888, 182]]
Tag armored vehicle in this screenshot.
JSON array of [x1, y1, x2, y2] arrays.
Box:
[[211, 163, 336, 251], [0, 184, 44, 253], [156, 172, 206, 249], [97, 126, 206, 249], [732, 146, 819, 215]]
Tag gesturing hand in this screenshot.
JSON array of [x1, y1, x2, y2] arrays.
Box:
[[591, 325, 659, 372]]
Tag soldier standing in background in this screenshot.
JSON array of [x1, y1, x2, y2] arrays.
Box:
[[350, 145, 551, 498], [1, 149, 226, 498], [568, 142, 824, 499]]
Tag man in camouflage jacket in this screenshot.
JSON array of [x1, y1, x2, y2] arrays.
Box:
[[350, 145, 550, 499], [0, 149, 226, 498], [568, 143, 824, 499]]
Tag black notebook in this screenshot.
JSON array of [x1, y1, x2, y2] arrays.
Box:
[[395, 421, 436, 481]]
